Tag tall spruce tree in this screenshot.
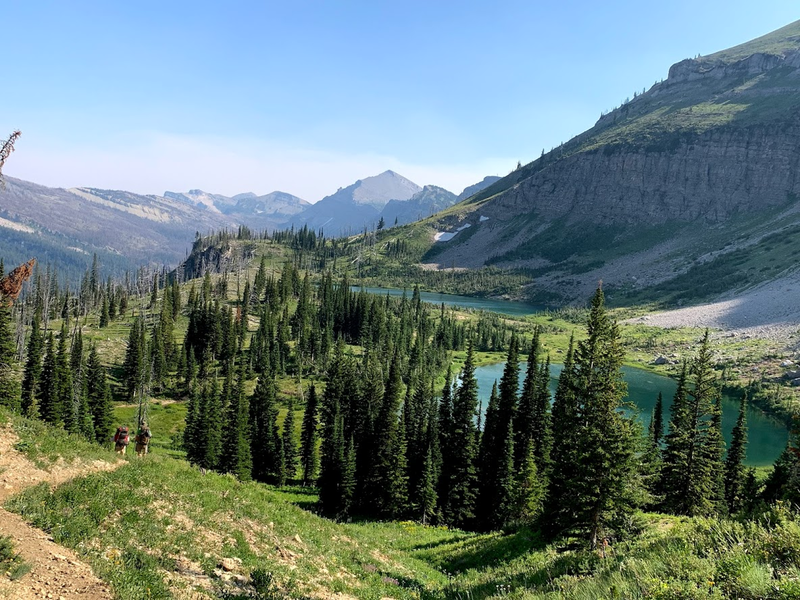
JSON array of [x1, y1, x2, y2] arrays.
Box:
[[510, 440, 545, 526], [282, 396, 298, 482], [651, 392, 664, 447], [724, 394, 748, 514], [300, 384, 319, 485], [250, 369, 282, 483], [661, 332, 726, 516], [442, 343, 479, 528], [85, 344, 113, 444], [547, 288, 642, 548], [21, 309, 43, 416], [220, 360, 252, 480], [546, 335, 578, 532], [55, 325, 75, 431], [38, 332, 58, 424], [0, 301, 20, 411]]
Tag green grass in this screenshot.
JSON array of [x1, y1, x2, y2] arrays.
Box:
[[113, 400, 188, 458], [0, 536, 31, 581], [9, 457, 800, 600], [5, 456, 451, 599], [3, 408, 800, 599], [1, 406, 116, 469]]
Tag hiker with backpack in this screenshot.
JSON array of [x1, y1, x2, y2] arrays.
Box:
[[135, 423, 152, 456], [114, 425, 130, 455]]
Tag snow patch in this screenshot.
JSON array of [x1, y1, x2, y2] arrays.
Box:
[[479, 215, 489, 222], [434, 223, 471, 243]]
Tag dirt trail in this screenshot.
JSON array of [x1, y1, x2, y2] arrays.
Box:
[[0, 421, 121, 599]]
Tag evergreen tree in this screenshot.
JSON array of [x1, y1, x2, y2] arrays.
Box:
[[724, 394, 748, 514], [547, 288, 642, 548], [546, 335, 578, 531], [282, 396, 298, 482], [38, 333, 58, 424], [85, 344, 113, 444], [368, 357, 408, 517], [437, 367, 454, 505], [250, 370, 281, 483], [21, 310, 43, 416], [200, 374, 224, 470], [705, 395, 727, 514], [417, 444, 438, 524], [442, 343, 479, 528], [99, 295, 109, 328], [0, 301, 20, 411], [318, 401, 347, 516], [510, 440, 545, 526], [220, 360, 252, 480], [300, 384, 319, 485], [651, 392, 664, 447], [55, 325, 75, 431], [661, 332, 726, 516]]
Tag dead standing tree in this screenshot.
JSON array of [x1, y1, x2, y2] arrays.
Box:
[[0, 130, 21, 189]]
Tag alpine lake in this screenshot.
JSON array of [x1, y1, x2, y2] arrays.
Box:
[[358, 286, 790, 466]]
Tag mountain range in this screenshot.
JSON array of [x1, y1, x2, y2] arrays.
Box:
[[0, 169, 495, 278]]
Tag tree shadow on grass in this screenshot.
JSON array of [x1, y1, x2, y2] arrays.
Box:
[[429, 548, 604, 600], [423, 527, 549, 574]]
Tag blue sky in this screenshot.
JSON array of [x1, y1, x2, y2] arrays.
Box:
[[2, 1, 798, 201]]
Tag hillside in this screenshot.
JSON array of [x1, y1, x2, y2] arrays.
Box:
[[397, 20, 800, 306], [0, 179, 310, 278], [2, 406, 799, 600]]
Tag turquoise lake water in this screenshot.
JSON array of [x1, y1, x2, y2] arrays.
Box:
[[353, 286, 544, 316], [355, 286, 789, 466], [473, 362, 789, 467]]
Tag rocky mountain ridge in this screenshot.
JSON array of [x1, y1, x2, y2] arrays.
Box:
[[409, 19, 800, 305]]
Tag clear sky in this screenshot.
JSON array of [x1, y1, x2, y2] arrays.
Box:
[[2, 1, 798, 202]]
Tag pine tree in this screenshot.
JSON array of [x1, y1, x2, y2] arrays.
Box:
[[705, 396, 727, 514], [546, 335, 578, 532], [85, 344, 113, 444], [547, 288, 642, 548], [0, 301, 20, 411], [661, 332, 726, 516], [99, 295, 109, 328], [200, 374, 224, 470], [250, 370, 281, 483], [318, 400, 346, 516], [220, 360, 252, 480], [282, 396, 298, 482], [510, 440, 545, 526], [55, 325, 74, 431], [437, 367, 454, 504], [442, 343, 478, 528], [300, 384, 319, 485], [651, 392, 664, 447], [38, 333, 58, 424], [724, 394, 748, 513], [369, 357, 407, 517], [21, 310, 43, 416], [339, 435, 357, 519], [417, 444, 438, 524]]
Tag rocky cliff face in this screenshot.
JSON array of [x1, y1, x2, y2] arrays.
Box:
[[419, 20, 800, 304], [487, 121, 800, 226]]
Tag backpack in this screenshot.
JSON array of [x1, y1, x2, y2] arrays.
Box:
[[138, 428, 151, 445], [116, 426, 130, 446]]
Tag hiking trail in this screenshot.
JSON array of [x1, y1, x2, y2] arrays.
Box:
[[0, 420, 121, 599]]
